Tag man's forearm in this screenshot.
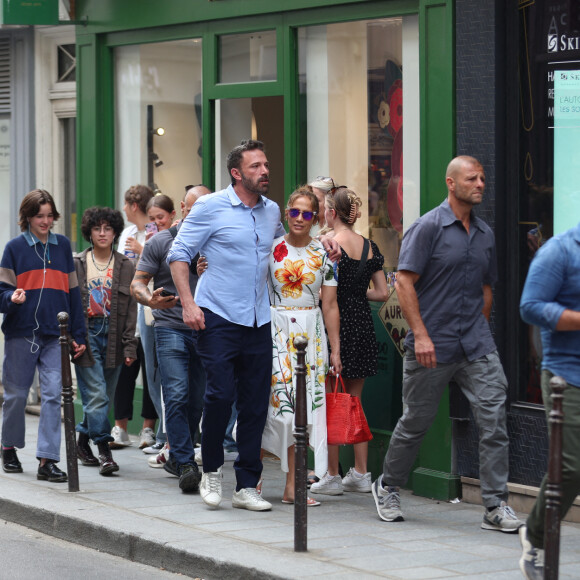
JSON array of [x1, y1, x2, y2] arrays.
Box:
[[170, 261, 195, 306], [130, 271, 153, 306], [395, 278, 429, 339], [556, 309, 580, 331]]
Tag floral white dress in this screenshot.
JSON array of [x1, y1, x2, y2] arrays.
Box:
[[261, 236, 337, 477]]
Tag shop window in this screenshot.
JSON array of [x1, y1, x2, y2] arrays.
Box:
[[114, 39, 203, 208], [515, 0, 580, 404], [298, 17, 419, 272], [219, 30, 276, 83]]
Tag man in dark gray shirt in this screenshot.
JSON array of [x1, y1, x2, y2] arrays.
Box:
[[131, 186, 209, 493], [372, 156, 522, 533]]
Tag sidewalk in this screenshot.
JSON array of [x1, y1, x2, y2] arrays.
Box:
[[1, 413, 580, 579]]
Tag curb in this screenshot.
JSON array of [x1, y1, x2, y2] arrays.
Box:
[[0, 497, 286, 580]]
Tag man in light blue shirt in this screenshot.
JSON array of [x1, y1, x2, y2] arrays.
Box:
[[518, 221, 580, 580], [169, 140, 293, 511]]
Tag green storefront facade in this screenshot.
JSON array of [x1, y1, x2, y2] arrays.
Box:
[[74, 0, 457, 500]]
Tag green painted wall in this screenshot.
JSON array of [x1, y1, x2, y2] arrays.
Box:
[[74, 0, 456, 500]]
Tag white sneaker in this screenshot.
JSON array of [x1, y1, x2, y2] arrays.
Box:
[[147, 443, 169, 468], [342, 468, 372, 493], [138, 428, 156, 449], [232, 488, 272, 511], [194, 447, 203, 465], [142, 441, 164, 455], [310, 472, 343, 495], [482, 501, 523, 533], [200, 467, 223, 508], [109, 426, 132, 449]]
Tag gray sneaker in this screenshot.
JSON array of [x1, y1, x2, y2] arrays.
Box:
[[481, 501, 522, 533], [372, 479, 404, 522], [519, 525, 544, 580]]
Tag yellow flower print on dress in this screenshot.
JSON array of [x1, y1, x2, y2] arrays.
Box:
[[306, 247, 323, 271], [288, 331, 310, 353], [271, 392, 281, 408], [275, 258, 315, 299]]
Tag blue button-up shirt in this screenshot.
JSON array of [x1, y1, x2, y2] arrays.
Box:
[[520, 222, 580, 387], [398, 199, 498, 363], [167, 185, 285, 327]]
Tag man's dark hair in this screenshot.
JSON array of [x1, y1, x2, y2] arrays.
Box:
[[80, 207, 125, 245], [19, 189, 60, 232], [226, 140, 265, 186]]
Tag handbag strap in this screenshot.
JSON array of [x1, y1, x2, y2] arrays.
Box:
[[355, 238, 370, 281], [330, 373, 346, 394]]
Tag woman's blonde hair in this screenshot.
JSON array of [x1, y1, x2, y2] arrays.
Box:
[[325, 187, 362, 226]]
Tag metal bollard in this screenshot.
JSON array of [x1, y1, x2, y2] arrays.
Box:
[[293, 335, 308, 552], [58, 312, 79, 492], [544, 375, 566, 580]]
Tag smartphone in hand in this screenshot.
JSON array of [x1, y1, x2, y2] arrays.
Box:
[[160, 289, 176, 298], [146, 222, 158, 235]]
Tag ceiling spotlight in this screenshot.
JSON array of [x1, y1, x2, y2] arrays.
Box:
[[154, 127, 165, 136]]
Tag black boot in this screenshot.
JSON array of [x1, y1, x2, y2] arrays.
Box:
[[97, 442, 119, 476], [1, 447, 23, 473], [77, 433, 99, 467]]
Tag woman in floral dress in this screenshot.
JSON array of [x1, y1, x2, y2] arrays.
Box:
[[261, 185, 342, 505]]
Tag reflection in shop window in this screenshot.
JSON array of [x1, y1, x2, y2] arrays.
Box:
[[298, 17, 419, 271], [298, 17, 419, 356], [115, 40, 203, 210]]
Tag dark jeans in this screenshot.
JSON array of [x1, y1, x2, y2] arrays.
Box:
[[196, 309, 271, 490], [526, 370, 580, 549], [154, 326, 205, 468]]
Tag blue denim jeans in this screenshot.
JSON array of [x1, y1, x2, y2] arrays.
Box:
[[138, 305, 166, 444], [75, 319, 123, 444], [154, 326, 205, 468], [2, 334, 63, 461]]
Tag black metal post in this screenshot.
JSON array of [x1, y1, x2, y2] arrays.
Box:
[[293, 335, 308, 552], [147, 104, 154, 189], [544, 375, 566, 580], [58, 312, 79, 492]]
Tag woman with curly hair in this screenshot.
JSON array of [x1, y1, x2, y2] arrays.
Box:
[[73, 207, 138, 475]]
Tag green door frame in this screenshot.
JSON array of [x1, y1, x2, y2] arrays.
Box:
[[75, 0, 455, 499]]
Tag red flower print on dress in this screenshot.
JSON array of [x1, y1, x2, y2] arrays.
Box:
[[273, 241, 288, 262]]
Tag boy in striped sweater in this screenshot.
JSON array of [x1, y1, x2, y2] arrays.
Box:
[[0, 189, 86, 482]]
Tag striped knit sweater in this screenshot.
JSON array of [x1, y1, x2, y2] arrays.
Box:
[[0, 231, 86, 343]]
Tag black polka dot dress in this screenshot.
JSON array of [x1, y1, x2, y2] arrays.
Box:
[[336, 239, 384, 379]]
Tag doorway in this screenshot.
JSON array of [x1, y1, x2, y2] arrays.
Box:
[[214, 96, 285, 210]]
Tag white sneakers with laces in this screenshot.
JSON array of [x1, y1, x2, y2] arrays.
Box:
[[200, 467, 223, 508], [372, 479, 404, 522], [519, 525, 544, 580], [232, 487, 272, 511], [342, 467, 372, 493], [109, 426, 131, 448], [310, 472, 343, 495]]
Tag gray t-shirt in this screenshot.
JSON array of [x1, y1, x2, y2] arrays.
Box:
[[137, 224, 198, 330]]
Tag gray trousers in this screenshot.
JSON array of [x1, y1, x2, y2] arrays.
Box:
[[382, 350, 509, 508]]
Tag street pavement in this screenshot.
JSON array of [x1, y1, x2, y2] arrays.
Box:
[[1, 412, 580, 579]]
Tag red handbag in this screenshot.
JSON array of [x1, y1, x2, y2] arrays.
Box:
[[325, 374, 373, 445]]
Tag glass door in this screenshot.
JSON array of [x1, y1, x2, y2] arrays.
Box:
[[214, 96, 285, 209]]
